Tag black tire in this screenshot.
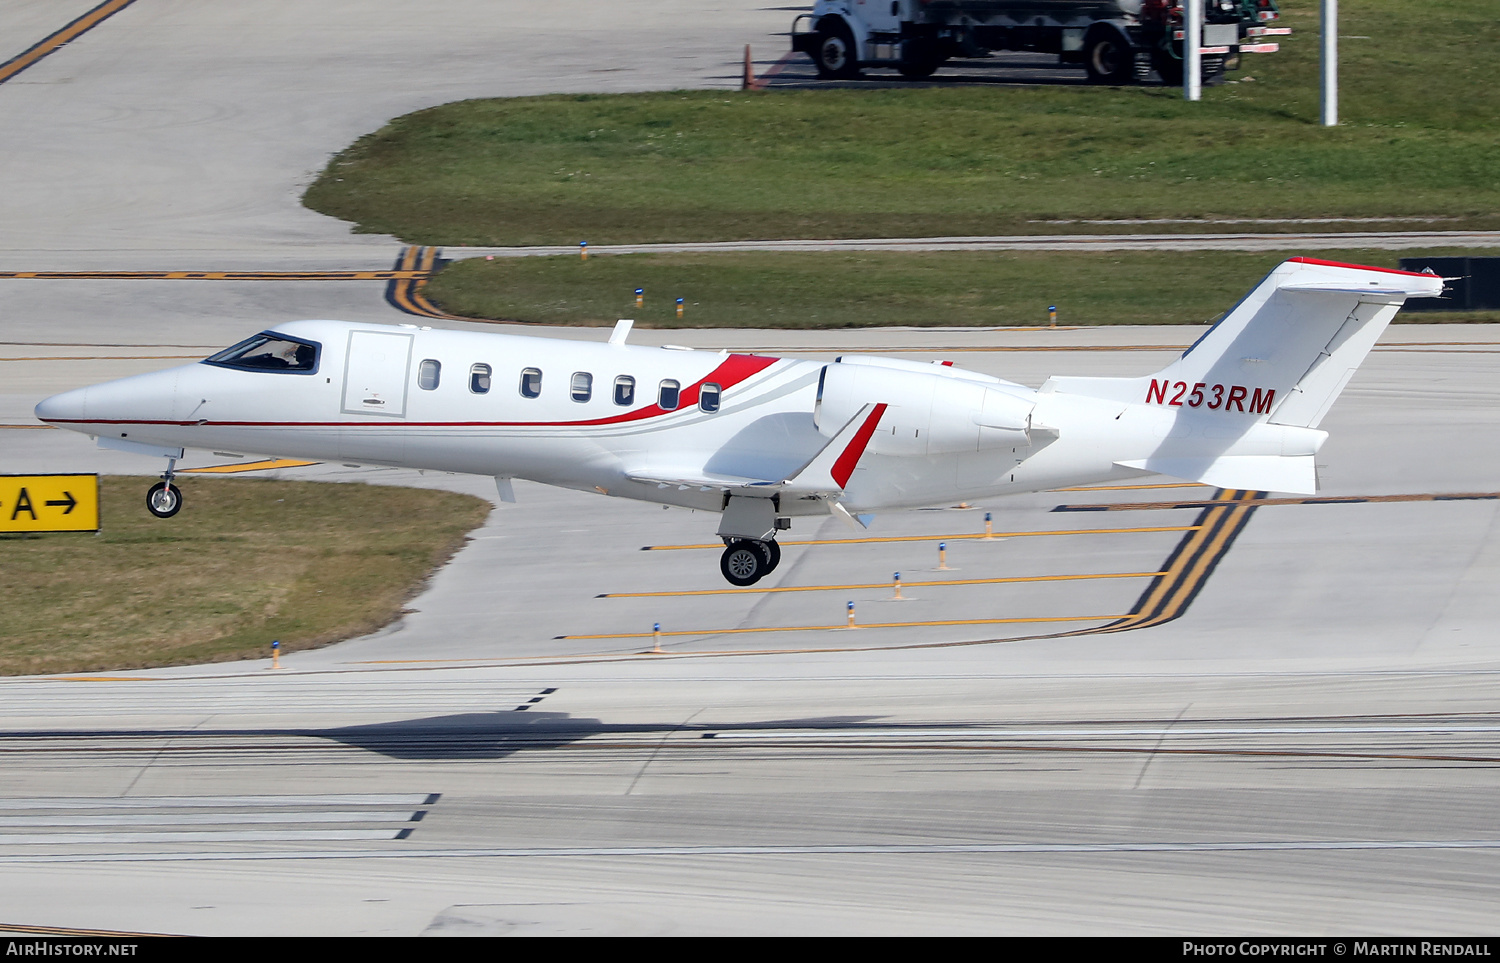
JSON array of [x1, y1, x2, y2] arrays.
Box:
[[897, 40, 942, 79], [1084, 31, 1135, 86], [1152, 48, 1183, 86], [759, 539, 782, 574], [720, 540, 767, 587], [814, 20, 860, 80], [896, 59, 940, 80], [146, 481, 181, 518]]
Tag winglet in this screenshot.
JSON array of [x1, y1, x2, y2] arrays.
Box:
[[609, 319, 634, 345], [781, 403, 887, 495]]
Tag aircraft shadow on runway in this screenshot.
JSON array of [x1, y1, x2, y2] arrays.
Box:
[[0, 712, 884, 762], [315, 711, 884, 760]]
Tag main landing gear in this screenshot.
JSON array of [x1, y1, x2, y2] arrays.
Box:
[[719, 538, 781, 587], [145, 456, 182, 518]]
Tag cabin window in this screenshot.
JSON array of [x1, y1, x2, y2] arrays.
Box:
[[418, 359, 441, 390], [519, 367, 542, 398], [469, 363, 491, 394], [571, 372, 593, 403], [699, 383, 721, 413], [658, 379, 681, 410], [204, 333, 320, 375], [613, 375, 635, 406]]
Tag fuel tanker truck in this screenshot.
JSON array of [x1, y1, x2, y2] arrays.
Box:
[[791, 0, 1286, 85]]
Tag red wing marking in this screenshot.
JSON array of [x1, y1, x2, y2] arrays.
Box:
[[830, 403, 887, 489]]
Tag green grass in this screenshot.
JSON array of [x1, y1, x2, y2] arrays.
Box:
[[0, 476, 491, 676], [423, 248, 1500, 328], [303, 0, 1500, 245]]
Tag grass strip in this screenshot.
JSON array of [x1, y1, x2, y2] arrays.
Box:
[[0, 476, 491, 676], [423, 248, 1500, 328], [303, 1, 1500, 246]]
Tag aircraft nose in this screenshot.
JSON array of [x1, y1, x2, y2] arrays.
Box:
[[35, 386, 88, 425]]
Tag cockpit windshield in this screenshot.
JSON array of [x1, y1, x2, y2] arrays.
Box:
[[204, 333, 320, 374]]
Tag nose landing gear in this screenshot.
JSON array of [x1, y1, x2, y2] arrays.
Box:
[[719, 537, 781, 587], [145, 457, 182, 518]]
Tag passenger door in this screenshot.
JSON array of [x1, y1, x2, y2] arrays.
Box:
[[341, 330, 413, 418]]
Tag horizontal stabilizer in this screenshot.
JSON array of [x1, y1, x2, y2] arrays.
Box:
[[1115, 455, 1317, 495]]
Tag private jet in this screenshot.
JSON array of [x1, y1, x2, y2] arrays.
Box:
[[35, 257, 1442, 585]]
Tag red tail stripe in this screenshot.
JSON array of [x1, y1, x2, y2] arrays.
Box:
[[1287, 256, 1433, 278], [831, 403, 887, 489]]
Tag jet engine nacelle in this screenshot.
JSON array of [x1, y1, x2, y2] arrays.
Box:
[[814, 362, 1034, 456]]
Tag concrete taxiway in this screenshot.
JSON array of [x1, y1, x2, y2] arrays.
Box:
[[1, 0, 1499, 937]]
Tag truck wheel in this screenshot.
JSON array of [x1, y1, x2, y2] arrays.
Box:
[[897, 39, 943, 79], [1152, 48, 1183, 86], [815, 20, 860, 79], [1084, 33, 1135, 86]]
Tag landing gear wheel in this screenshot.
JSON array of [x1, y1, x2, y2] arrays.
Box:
[[720, 540, 768, 587], [145, 481, 181, 518], [814, 21, 861, 80], [760, 539, 781, 574], [1084, 33, 1135, 85]]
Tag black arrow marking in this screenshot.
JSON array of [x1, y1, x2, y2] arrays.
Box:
[[45, 492, 76, 514]]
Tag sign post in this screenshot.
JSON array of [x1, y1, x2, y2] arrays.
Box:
[[1321, 0, 1338, 126], [0, 475, 100, 533]]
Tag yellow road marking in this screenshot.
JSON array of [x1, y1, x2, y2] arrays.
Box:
[[53, 676, 154, 682], [560, 614, 1120, 640], [0, 0, 138, 85], [180, 458, 319, 474], [1051, 482, 1207, 492], [644, 524, 1198, 551], [1056, 491, 1500, 512], [0, 270, 424, 280], [0, 355, 202, 361], [602, 570, 1165, 598]]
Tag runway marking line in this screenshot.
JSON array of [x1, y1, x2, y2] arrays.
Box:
[[558, 615, 1118, 641], [643, 524, 1197, 551], [0, 355, 203, 361], [599, 569, 1165, 598], [180, 458, 319, 474], [0, 270, 424, 280], [0, 0, 140, 86], [0, 922, 180, 938], [1055, 490, 1500, 512]]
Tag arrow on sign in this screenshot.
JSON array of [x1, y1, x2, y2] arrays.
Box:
[[45, 492, 76, 514]]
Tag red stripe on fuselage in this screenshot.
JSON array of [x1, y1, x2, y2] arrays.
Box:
[[41, 354, 782, 430], [830, 403, 887, 489]]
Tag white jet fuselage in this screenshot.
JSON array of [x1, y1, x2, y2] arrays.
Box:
[[35, 259, 1446, 543], [37, 320, 1128, 515]]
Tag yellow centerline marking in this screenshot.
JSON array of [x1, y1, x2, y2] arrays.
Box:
[[0, 355, 202, 361], [180, 458, 320, 474], [1051, 482, 1208, 492], [0, 271, 425, 280], [560, 614, 1120, 640], [602, 570, 1165, 598], [0, 0, 138, 85], [644, 525, 1198, 551]]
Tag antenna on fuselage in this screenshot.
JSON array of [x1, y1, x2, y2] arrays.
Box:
[[609, 319, 634, 345]]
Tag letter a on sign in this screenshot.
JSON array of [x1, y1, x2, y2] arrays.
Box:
[[0, 475, 100, 533]]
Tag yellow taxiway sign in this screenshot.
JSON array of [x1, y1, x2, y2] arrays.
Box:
[[0, 474, 99, 533]]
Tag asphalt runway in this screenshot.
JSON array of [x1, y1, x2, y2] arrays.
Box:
[[2, 0, 1499, 937]]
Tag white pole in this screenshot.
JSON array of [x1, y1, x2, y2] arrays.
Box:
[[1184, 0, 1201, 102], [1320, 0, 1338, 126]]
